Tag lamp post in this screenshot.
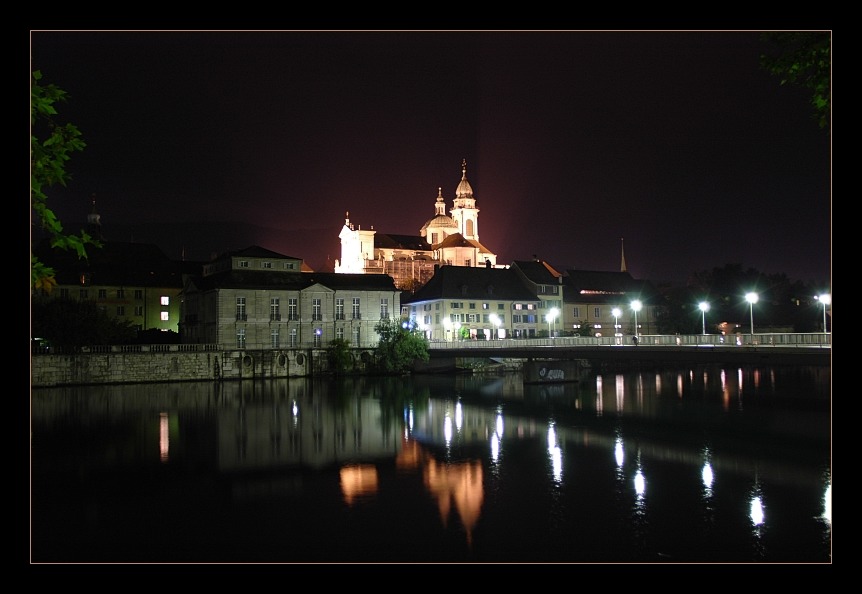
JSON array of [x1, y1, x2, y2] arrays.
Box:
[[547, 307, 559, 339], [817, 293, 831, 334], [698, 301, 710, 335], [490, 313, 501, 339], [630, 300, 642, 338], [612, 307, 622, 344], [745, 292, 758, 339]]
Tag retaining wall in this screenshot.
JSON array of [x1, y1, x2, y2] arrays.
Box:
[[30, 348, 377, 388]]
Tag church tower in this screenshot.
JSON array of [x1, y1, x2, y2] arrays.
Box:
[[620, 237, 627, 273], [335, 212, 376, 274], [86, 194, 104, 241], [420, 186, 458, 246], [450, 159, 480, 242]]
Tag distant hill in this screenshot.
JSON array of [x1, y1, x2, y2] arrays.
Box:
[[102, 220, 341, 272]]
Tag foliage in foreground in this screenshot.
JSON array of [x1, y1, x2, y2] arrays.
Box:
[[326, 338, 354, 375], [31, 70, 101, 292], [373, 318, 430, 374], [760, 32, 831, 129]]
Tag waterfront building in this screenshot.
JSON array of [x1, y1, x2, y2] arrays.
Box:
[[334, 159, 498, 290], [561, 269, 658, 337], [510, 259, 565, 337], [180, 245, 401, 349], [508, 254, 658, 338], [401, 265, 541, 341], [32, 199, 190, 335]]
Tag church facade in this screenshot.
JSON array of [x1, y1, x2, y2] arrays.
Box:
[[334, 160, 498, 290]]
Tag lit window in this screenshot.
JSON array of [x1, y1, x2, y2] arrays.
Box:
[[161, 296, 170, 306], [161, 311, 169, 321]]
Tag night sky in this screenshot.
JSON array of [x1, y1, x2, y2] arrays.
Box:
[[30, 30, 832, 286]]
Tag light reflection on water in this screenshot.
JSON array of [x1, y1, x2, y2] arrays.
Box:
[[30, 364, 831, 563]]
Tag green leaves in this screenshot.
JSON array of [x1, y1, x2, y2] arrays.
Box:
[[372, 318, 430, 374], [31, 70, 99, 291], [760, 32, 831, 129]]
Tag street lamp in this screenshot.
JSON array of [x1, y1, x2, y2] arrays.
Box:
[[612, 306, 621, 334], [490, 313, 501, 339], [547, 307, 559, 338], [698, 301, 710, 335], [630, 300, 642, 337], [817, 293, 831, 334], [745, 292, 758, 339]]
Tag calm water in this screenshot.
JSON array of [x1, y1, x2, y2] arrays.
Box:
[[30, 364, 832, 564]]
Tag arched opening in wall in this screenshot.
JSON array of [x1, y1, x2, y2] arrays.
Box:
[[278, 353, 288, 367], [242, 355, 253, 368], [360, 351, 371, 363], [296, 353, 306, 366]]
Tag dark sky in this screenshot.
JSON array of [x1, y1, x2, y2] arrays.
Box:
[[30, 30, 831, 286]]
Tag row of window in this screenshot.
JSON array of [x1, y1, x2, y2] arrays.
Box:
[[418, 312, 627, 328], [413, 305, 638, 329], [236, 297, 389, 321], [58, 288, 169, 303], [95, 305, 170, 320], [447, 302, 533, 310], [236, 326, 361, 349], [237, 260, 297, 270]]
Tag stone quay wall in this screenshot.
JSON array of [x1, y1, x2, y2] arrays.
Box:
[[30, 345, 377, 388]]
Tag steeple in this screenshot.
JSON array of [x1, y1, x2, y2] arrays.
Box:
[[450, 159, 479, 241], [434, 187, 446, 216], [620, 237, 627, 273], [86, 194, 104, 241]]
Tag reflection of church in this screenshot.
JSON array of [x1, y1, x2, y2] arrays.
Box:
[[334, 160, 498, 290]]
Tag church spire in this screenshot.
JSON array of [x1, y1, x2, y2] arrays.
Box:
[[434, 187, 446, 215], [620, 237, 627, 273], [86, 193, 103, 241]]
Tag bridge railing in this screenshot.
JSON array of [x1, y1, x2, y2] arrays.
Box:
[[427, 333, 831, 349]]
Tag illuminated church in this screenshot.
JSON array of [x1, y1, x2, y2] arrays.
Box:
[[334, 160, 498, 290]]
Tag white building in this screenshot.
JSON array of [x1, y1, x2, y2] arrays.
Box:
[[335, 159, 498, 290]]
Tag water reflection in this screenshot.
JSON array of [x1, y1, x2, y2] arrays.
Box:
[[31, 365, 831, 563]]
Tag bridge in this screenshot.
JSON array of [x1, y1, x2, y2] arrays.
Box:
[[422, 333, 832, 371]]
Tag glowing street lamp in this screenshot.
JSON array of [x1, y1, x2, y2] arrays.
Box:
[[745, 292, 758, 338], [817, 293, 831, 334], [612, 307, 622, 337], [547, 307, 559, 338], [698, 301, 710, 335], [630, 300, 642, 337], [489, 313, 501, 339]]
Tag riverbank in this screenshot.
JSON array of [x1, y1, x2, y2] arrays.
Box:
[[31, 343, 831, 388]]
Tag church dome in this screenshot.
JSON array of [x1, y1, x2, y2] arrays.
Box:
[[421, 186, 457, 234]]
